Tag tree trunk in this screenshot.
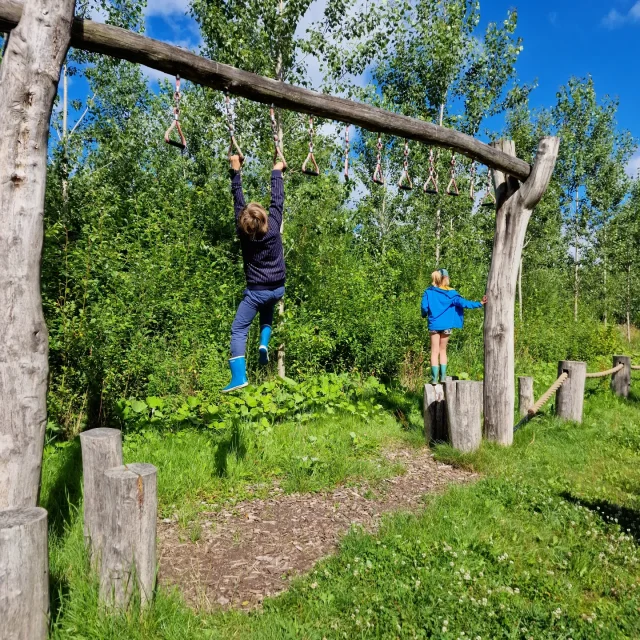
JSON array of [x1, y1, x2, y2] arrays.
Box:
[[573, 190, 579, 322], [483, 137, 560, 446], [627, 263, 632, 343], [555, 360, 586, 423], [0, 0, 75, 508], [611, 355, 631, 398], [603, 226, 608, 326], [517, 256, 523, 323], [0, 507, 49, 640], [444, 380, 483, 453]]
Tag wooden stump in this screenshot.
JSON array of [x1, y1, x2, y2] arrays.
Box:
[[611, 355, 631, 398], [555, 361, 586, 423], [424, 384, 448, 443], [80, 427, 123, 560], [518, 376, 534, 416], [444, 381, 483, 453], [100, 464, 157, 609], [0, 507, 49, 640]]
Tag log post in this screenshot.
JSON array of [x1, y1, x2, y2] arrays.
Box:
[[555, 361, 586, 423], [518, 376, 534, 416], [0, 0, 75, 508], [483, 137, 560, 446], [0, 507, 49, 639], [444, 380, 483, 453], [80, 428, 123, 559], [424, 383, 448, 443], [100, 463, 157, 608], [611, 355, 631, 398]]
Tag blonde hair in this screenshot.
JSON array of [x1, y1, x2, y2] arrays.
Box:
[[431, 270, 450, 288], [239, 202, 268, 239]]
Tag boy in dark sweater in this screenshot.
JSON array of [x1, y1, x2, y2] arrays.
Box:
[[223, 154, 286, 392]]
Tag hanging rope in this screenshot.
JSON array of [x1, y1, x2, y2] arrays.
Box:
[[301, 116, 320, 176], [446, 153, 460, 196], [164, 75, 187, 151], [343, 125, 350, 182], [224, 92, 243, 161], [398, 139, 413, 190], [513, 372, 569, 433], [269, 105, 287, 169], [481, 168, 496, 208], [469, 161, 476, 200], [423, 148, 439, 194], [372, 133, 384, 185], [584, 363, 624, 379]]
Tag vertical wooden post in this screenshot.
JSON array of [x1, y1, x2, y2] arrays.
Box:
[[0, 507, 49, 640], [424, 383, 448, 443], [100, 463, 157, 608], [483, 137, 560, 447], [80, 428, 123, 559], [0, 0, 75, 508], [555, 361, 586, 423], [518, 376, 534, 416], [445, 380, 483, 453], [611, 355, 631, 398]]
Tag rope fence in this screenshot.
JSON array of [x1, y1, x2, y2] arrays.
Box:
[[513, 372, 569, 433], [632, 365, 640, 371], [584, 363, 624, 379]]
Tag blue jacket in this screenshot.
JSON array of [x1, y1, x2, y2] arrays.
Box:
[[421, 286, 482, 331]]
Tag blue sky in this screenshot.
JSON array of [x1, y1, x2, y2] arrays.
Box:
[[67, 0, 640, 174]]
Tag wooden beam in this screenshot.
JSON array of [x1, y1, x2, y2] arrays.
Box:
[[0, 0, 533, 181]]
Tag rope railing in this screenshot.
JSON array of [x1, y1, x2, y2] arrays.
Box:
[[632, 365, 640, 371], [513, 372, 569, 433], [584, 363, 624, 379]]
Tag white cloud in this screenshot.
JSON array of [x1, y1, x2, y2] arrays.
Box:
[[144, 0, 191, 17], [626, 151, 640, 179], [141, 66, 173, 84], [602, 1, 640, 28]]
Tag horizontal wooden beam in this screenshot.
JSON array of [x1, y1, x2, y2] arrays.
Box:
[[0, 0, 533, 180]]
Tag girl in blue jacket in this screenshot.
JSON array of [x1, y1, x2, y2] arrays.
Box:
[[421, 269, 486, 384]]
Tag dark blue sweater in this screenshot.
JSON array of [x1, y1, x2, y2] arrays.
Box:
[[231, 169, 286, 290]]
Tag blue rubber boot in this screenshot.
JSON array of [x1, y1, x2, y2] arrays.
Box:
[[440, 364, 448, 382], [258, 325, 272, 365], [222, 356, 248, 393], [430, 365, 439, 385]]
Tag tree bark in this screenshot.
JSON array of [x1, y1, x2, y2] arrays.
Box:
[[444, 380, 483, 453], [0, 507, 49, 640], [518, 376, 534, 416], [0, 0, 75, 508], [517, 256, 523, 323], [483, 137, 560, 446], [611, 355, 631, 398], [0, 0, 532, 180], [423, 383, 448, 443]]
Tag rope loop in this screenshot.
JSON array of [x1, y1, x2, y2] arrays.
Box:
[[397, 139, 413, 190], [423, 148, 439, 194], [269, 105, 287, 169], [372, 133, 384, 185], [164, 75, 187, 152], [481, 168, 496, 208], [225, 92, 244, 161], [446, 152, 460, 196], [301, 116, 320, 176], [469, 161, 476, 199]]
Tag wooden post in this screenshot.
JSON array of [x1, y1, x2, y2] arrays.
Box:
[[0, 0, 75, 508], [100, 463, 157, 608], [611, 355, 631, 398], [444, 380, 483, 453], [0, 507, 49, 639], [80, 428, 123, 559], [555, 361, 586, 423], [518, 376, 534, 416], [483, 137, 560, 447], [424, 383, 448, 443]]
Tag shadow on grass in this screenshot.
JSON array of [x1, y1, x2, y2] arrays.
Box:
[[214, 422, 247, 477], [40, 439, 84, 538], [377, 386, 424, 434], [561, 492, 640, 545]]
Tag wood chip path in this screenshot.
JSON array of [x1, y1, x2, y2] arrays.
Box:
[[158, 447, 475, 610]]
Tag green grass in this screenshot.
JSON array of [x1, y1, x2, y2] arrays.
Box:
[[44, 382, 640, 639]]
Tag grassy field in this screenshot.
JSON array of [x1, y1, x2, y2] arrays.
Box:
[[43, 375, 640, 639]]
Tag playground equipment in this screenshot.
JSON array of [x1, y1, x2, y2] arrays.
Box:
[[301, 116, 320, 176], [224, 92, 244, 161], [163, 75, 187, 151], [397, 139, 413, 190]]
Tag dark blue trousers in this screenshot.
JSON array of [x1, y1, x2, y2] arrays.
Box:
[[230, 286, 285, 357]]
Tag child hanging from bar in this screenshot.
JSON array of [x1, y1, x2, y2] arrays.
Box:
[[223, 154, 286, 392], [421, 268, 487, 385]]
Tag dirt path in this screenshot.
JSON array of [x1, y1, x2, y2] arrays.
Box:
[[158, 447, 475, 610]]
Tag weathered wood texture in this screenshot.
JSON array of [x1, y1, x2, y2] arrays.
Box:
[[518, 376, 534, 416], [0, 0, 75, 508], [0, 0, 532, 180], [80, 428, 123, 559], [444, 380, 483, 453], [555, 361, 587, 423], [611, 355, 631, 398], [424, 383, 448, 443], [100, 463, 157, 608], [483, 137, 560, 446], [0, 507, 49, 639]]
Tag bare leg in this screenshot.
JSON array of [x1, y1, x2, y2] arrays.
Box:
[[430, 333, 440, 367], [439, 334, 449, 365]]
